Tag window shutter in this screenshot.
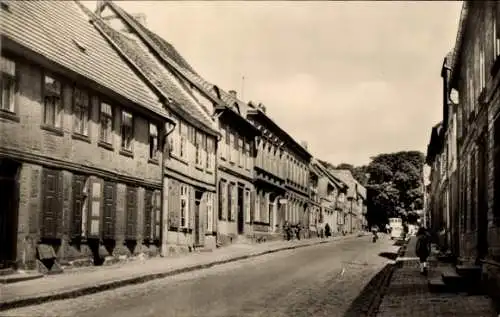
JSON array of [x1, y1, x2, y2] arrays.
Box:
[[144, 190, 153, 242], [154, 191, 161, 240], [168, 180, 180, 229], [56, 172, 64, 238], [71, 175, 86, 239], [231, 186, 237, 221], [41, 169, 60, 239], [126, 186, 138, 239], [102, 181, 115, 239], [218, 181, 224, 220]]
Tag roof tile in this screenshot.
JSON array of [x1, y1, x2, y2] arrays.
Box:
[[83, 6, 218, 134], [1, 1, 167, 118]]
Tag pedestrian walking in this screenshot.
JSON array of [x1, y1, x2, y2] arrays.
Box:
[[325, 223, 331, 238], [415, 227, 431, 275]]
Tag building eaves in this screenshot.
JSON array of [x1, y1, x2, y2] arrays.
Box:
[[105, 1, 227, 110], [247, 107, 312, 160], [1, 0, 171, 121], [449, 1, 469, 85], [85, 6, 219, 136]]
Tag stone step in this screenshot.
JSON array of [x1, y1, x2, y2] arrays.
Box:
[[0, 268, 15, 276], [428, 277, 451, 293], [0, 271, 44, 284]]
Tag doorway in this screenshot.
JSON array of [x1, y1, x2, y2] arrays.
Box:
[[477, 133, 488, 261], [237, 186, 244, 234], [0, 158, 20, 269]]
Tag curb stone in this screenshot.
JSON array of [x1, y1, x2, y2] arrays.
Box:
[[0, 235, 361, 312], [366, 239, 409, 317]]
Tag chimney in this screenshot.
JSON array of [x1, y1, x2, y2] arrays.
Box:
[[258, 103, 266, 113], [228, 90, 237, 98], [132, 13, 147, 27], [301, 141, 308, 150]]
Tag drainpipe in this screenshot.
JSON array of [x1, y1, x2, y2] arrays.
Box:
[[211, 111, 224, 246], [160, 121, 176, 257]]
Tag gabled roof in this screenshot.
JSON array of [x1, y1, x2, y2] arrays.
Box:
[[107, 2, 256, 131], [1, 0, 170, 120], [327, 169, 359, 199], [247, 106, 312, 160], [102, 1, 227, 110], [83, 4, 218, 135], [312, 159, 347, 189]]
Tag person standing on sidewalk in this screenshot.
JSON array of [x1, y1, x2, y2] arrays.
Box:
[[416, 227, 431, 275]]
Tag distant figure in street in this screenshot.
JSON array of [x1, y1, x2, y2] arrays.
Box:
[[416, 227, 431, 275], [283, 221, 292, 241], [324, 223, 331, 238], [296, 222, 302, 240]]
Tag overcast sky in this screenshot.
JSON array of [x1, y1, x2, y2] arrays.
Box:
[[84, 1, 462, 166]]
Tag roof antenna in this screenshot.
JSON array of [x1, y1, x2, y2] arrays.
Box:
[[241, 75, 245, 102]]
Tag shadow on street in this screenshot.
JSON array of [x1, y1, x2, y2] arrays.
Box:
[[393, 240, 406, 247], [342, 263, 394, 317], [378, 252, 398, 261]]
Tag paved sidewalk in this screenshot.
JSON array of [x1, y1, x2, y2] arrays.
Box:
[[376, 237, 494, 317], [0, 234, 364, 311]]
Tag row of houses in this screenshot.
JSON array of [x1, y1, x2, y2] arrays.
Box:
[[0, 0, 367, 272], [425, 1, 500, 307]]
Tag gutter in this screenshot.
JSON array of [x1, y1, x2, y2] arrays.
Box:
[[160, 123, 176, 254]]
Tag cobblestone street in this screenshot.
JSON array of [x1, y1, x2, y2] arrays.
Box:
[[376, 238, 495, 317], [0, 236, 395, 317]]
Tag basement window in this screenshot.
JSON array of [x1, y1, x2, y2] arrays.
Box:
[[72, 39, 87, 53]]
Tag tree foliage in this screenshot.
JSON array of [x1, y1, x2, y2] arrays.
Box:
[[366, 151, 425, 227], [319, 151, 424, 227]]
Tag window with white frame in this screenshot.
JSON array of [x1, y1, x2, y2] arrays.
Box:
[[149, 123, 159, 160], [180, 185, 189, 228], [43, 75, 62, 128], [195, 131, 202, 166], [220, 126, 227, 160], [99, 102, 113, 144], [255, 192, 261, 222], [227, 182, 234, 221], [230, 131, 237, 163], [73, 87, 90, 136], [238, 136, 244, 167], [180, 122, 187, 159], [120, 110, 134, 151], [206, 137, 215, 169], [1, 56, 16, 113], [244, 139, 251, 170], [206, 192, 213, 231]]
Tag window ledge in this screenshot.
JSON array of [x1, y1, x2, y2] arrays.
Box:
[[180, 227, 193, 234], [206, 170, 214, 175], [98, 141, 114, 152], [195, 165, 204, 171], [0, 109, 20, 123], [172, 154, 189, 165], [72, 133, 91, 143], [40, 124, 64, 136], [148, 158, 160, 165], [119, 148, 134, 158]]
